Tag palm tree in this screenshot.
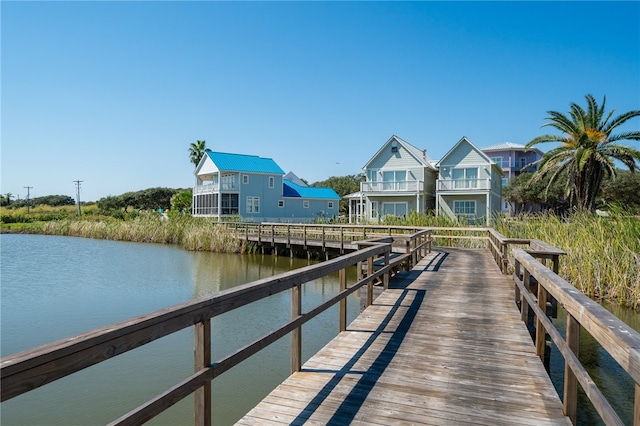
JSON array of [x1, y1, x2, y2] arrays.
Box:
[[526, 94, 640, 211], [188, 140, 208, 167]]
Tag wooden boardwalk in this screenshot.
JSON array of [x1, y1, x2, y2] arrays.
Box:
[[237, 247, 571, 425]]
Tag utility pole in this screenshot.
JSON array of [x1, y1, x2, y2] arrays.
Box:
[[24, 186, 32, 214], [73, 180, 83, 216]]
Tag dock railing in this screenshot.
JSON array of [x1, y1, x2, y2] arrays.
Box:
[[0, 229, 430, 426], [512, 247, 640, 425]]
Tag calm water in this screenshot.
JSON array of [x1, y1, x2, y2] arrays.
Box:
[[0, 234, 361, 425]]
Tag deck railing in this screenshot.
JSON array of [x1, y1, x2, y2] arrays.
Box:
[[0, 229, 430, 426], [512, 248, 640, 425]]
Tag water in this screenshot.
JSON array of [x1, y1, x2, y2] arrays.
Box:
[[0, 234, 361, 425]]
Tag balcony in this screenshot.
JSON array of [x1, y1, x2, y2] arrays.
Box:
[[193, 182, 238, 194], [361, 180, 424, 193], [437, 179, 490, 191]]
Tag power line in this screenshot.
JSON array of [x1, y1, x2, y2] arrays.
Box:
[[73, 180, 83, 216]]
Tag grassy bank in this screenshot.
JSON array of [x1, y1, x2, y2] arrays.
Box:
[[1, 210, 246, 253], [495, 210, 640, 309]]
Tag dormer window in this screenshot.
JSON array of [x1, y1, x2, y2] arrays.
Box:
[[391, 146, 398, 153]]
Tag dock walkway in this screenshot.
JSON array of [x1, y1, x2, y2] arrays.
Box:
[[237, 247, 570, 425]]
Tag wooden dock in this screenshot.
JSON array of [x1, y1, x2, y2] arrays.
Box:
[[237, 247, 571, 425]]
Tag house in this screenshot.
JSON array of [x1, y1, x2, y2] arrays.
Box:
[[192, 151, 339, 222], [480, 142, 543, 213], [348, 135, 438, 223], [436, 137, 503, 224]]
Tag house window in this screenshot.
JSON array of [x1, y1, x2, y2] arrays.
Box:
[[303, 200, 309, 208], [221, 194, 239, 215], [246, 196, 260, 213], [382, 202, 407, 217], [368, 169, 378, 182], [520, 158, 527, 169], [221, 174, 235, 190], [278, 200, 284, 208], [502, 178, 508, 187], [452, 168, 478, 188], [370, 201, 379, 219], [382, 170, 407, 190], [454, 200, 476, 216], [269, 176, 275, 188], [491, 157, 503, 167], [328, 201, 334, 209], [242, 175, 249, 184]]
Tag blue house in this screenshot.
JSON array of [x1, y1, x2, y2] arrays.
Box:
[[192, 151, 340, 222]]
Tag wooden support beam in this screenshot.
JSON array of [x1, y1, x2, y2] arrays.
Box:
[[291, 285, 301, 373], [194, 320, 211, 426], [564, 313, 579, 424]]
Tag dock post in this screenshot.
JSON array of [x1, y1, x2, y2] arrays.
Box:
[[339, 268, 347, 332], [194, 320, 211, 426], [563, 313, 579, 424], [291, 284, 302, 373], [367, 256, 374, 306]]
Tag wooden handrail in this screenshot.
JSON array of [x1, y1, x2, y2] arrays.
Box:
[[1, 229, 431, 425], [513, 248, 640, 425]]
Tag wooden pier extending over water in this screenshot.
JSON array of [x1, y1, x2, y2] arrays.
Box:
[[238, 247, 571, 425], [2, 224, 639, 425]]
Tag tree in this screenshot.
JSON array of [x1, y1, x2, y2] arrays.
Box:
[[188, 140, 208, 167], [1, 193, 12, 207], [503, 172, 566, 213], [526, 94, 640, 211], [311, 174, 365, 215], [599, 169, 640, 210]]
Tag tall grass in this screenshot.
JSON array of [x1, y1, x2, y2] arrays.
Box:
[[495, 209, 640, 309], [2, 212, 246, 253]]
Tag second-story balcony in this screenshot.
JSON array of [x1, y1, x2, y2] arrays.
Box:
[[361, 180, 424, 193], [193, 182, 238, 195], [437, 179, 490, 191]]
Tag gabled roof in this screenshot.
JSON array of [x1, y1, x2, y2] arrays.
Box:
[[283, 171, 308, 187], [437, 136, 504, 176], [283, 179, 340, 200], [482, 142, 543, 155], [363, 135, 437, 171], [204, 151, 285, 174]]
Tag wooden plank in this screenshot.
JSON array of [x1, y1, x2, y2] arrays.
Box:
[[238, 247, 571, 425]]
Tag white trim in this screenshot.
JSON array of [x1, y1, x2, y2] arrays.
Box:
[[242, 175, 249, 184], [278, 200, 284, 208], [246, 196, 260, 213], [269, 176, 275, 189], [303, 200, 309, 208]]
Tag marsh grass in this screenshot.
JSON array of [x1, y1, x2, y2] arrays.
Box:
[[2, 211, 245, 253], [495, 210, 640, 309]]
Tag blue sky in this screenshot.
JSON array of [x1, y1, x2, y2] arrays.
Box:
[[2, 1, 639, 202]]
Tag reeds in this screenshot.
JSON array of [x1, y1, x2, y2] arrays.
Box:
[[495, 209, 640, 309], [10, 213, 246, 253]]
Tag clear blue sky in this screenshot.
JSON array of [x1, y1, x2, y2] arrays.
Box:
[[2, 1, 639, 202]]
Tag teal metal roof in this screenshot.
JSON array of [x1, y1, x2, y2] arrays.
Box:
[[206, 151, 285, 174], [283, 180, 340, 200]]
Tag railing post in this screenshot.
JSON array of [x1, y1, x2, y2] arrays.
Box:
[[428, 230, 432, 253], [367, 256, 374, 307], [322, 227, 326, 251], [258, 224, 262, 244], [564, 313, 579, 424], [383, 251, 390, 290], [501, 242, 508, 274], [287, 225, 291, 247], [340, 227, 344, 253], [291, 284, 301, 373], [514, 258, 521, 305], [271, 224, 274, 245], [536, 282, 548, 366], [521, 267, 530, 323], [406, 240, 411, 270], [339, 268, 347, 332], [194, 320, 211, 426], [635, 383, 640, 426]]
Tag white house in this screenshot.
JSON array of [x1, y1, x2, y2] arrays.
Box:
[[436, 137, 503, 224]]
